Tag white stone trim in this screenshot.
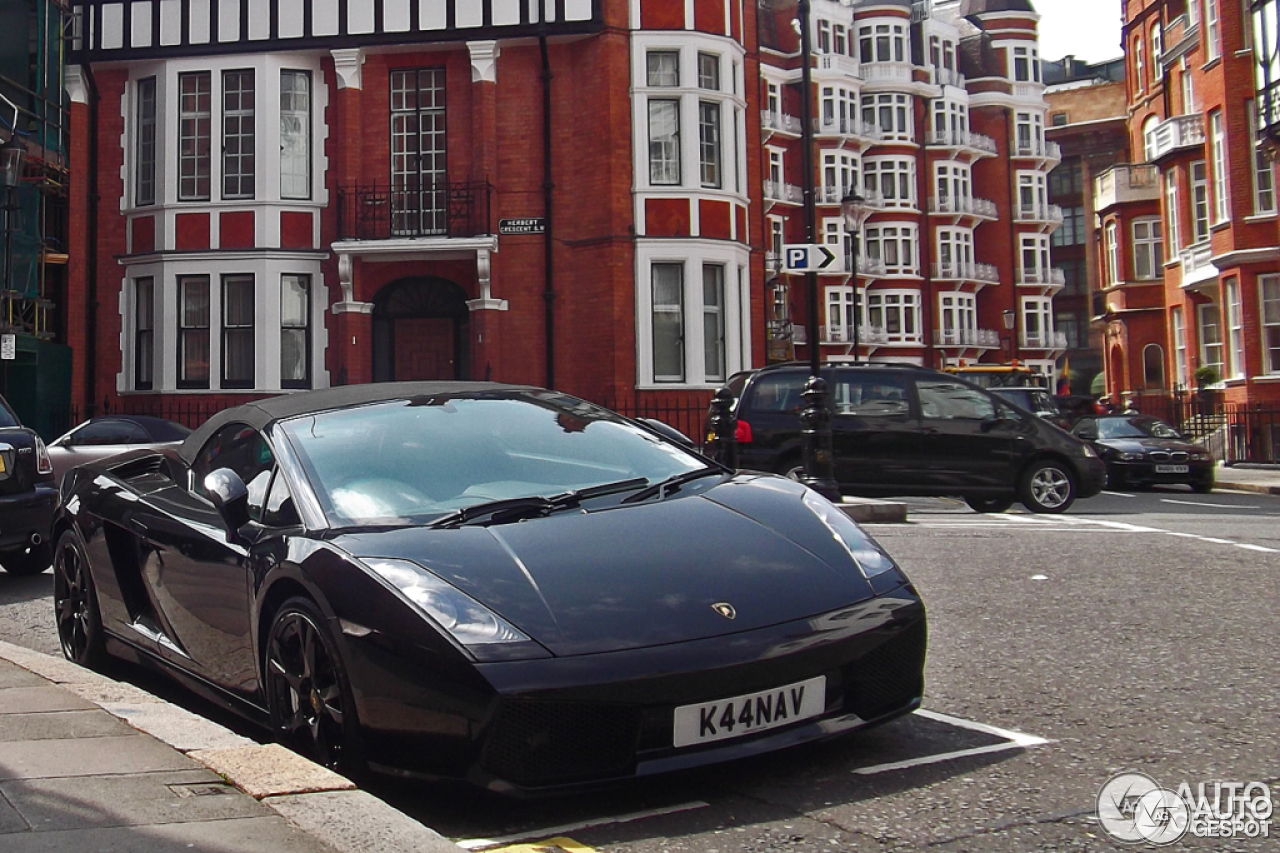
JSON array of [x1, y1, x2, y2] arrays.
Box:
[[468, 41, 501, 84]]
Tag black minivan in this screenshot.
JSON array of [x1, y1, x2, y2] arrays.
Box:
[[716, 363, 1106, 513]]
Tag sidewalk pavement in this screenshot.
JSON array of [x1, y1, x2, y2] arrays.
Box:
[[1213, 462, 1280, 495], [0, 640, 465, 853]]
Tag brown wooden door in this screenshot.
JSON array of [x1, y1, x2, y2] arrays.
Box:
[[394, 317, 455, 380]]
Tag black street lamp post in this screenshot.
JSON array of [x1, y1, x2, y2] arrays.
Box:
[[0, 132, 26, 399], [796, 0, 839, 501], [841, 192, 872, 363], [1002, 308, 1015, 361]]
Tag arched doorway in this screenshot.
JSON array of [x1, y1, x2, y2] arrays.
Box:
[[372, 276, 470, 381]]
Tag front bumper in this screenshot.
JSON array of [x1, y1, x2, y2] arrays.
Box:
[[1075, 457, 1108, 498], [347, 589, 926, 793], [1107, 459, 1214, 487], [0, 483, 57, 552]]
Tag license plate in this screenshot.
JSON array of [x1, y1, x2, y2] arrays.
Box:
[[1155, 464, 1189, 473], [673, 675, 826, 748], [0, 455, 6, 474]]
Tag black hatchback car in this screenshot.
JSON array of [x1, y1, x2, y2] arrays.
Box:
[[0, 394, 57, 575], [717, 364, 1106, 513]]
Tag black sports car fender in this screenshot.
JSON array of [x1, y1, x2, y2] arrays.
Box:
[[252, 540, 501, 742]]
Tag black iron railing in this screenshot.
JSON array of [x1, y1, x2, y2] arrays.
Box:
[[336, 182, 492, 241]]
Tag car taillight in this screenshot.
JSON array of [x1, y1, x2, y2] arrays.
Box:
[[735, 420, 753, 444], [35, 437, 53, 475]]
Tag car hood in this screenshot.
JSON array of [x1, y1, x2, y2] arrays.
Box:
[[333, 475, 883, 656], [1096, 437, 1206, 454]]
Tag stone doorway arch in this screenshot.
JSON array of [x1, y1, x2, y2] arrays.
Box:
[[371, 276, 470, 382]]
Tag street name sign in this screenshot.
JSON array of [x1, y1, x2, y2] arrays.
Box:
[[499, 217, 547, 234], [783, 243, 843, 274]]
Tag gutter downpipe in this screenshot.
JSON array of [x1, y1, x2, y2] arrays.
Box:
[[83, 62, 99, 416], [540, 32, 556, 390]]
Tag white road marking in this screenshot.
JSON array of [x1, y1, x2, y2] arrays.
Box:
[[1161, 499, 1259, 509], [1102, 490, 1137, 498], [455, 802, 711, 850], [913, 709, 1051, 747], [883, 512, 1280, 555], [852, 741, 1042, 776], [851, 710, 1051, 776]]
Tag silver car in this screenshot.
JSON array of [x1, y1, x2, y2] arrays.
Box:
[[48, 416, 191, 481]]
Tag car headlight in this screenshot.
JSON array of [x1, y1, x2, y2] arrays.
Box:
[[1116, 451, 1143, 461], [1191, 452, 1213, 462], [364, 557, 532, 648], [802, 490, 897, 580]]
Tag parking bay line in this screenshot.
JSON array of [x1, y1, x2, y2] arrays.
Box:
[[852, 710, 1051, 776], [455, 801, 711, 851]]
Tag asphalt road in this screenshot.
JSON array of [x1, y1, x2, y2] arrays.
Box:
[[3, 485, 1278, 851]]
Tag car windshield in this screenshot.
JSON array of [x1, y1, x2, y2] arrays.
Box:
[[1096, 416, 1181, 440], [278, 392, 710, 527], [0, 404, 17, 428]]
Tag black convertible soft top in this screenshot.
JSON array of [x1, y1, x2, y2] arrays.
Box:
[[177, 381, 538, 464]]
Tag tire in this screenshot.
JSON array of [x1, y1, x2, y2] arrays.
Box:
[[264, 597, 361, 775], [53, 529, 106, 669], [965, 496, 1014, 514], [1, 543, 53, 576], [1020, 460, 1077, 514]]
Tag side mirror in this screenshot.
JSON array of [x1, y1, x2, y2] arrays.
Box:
[[204, 468, 251, 542], [1075, 427, 1098, 441]]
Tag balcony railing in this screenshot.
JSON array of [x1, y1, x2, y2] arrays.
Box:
[[1015, 203, 1064, 224], [816, 53, 859, 76], [337, 182, 491, 241], [1145, 114, 1205, 161], [1021, 331, 1068, 350], [933, 328, 1000, 347], [1013, 140, 1062, 161], [1013, 81, 1046, 101], [1093, 163, 1161, 209], [931, 261, 998, 283], [818, 185, 884, 207], [1179, 241, 1215, 285], [761, 110, 803, 137], [828, 325, 895, 345], [817, 116, 884, 141], [932, 67, 966, 87], [1019, 267, 1066, 286], [860, 62, 913, 83], [930, 195, 998, 218], [925, 129, 998, 155], [764, 180, 804, 204]]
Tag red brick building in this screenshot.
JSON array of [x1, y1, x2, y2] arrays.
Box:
[[759, 0, 1066, 383], [63, 0, 763, 424], [1102, 0, 1280, 409]]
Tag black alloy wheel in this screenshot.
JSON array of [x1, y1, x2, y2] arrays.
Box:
[[964, 496, 1014, 514], [53, 530, 105, 669], [1, 543, 53, 576], [1020, 460, 1077, 514], [265, 597, 359, 774]]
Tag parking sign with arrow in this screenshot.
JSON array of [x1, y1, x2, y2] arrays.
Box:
[[782, 243, 843, 273]]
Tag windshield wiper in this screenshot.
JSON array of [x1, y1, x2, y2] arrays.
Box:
[[431, 477, 649, 528], [621, 466, 725, 504]]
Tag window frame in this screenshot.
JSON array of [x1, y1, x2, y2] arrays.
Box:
[[281, 273, 312, 390], [865, 290, 921, 344], [280, 69, 312, 200], [863, 156, 915, 209], [1225, 277, 1244, 378], [221, 274, 256, 390], [1190, 160, 1210, 242], [1132, 217, 1164, 279], [134, 277, 154, 391], [1210, 110, 1229, 224], [221, 68, 256, 200], [135, 77, 157, 206], [1261, 274, 1280, 375], [178, 71, 212, 201], [863, 223, 919, 276], [1198, 301, 1224, 380], [178, 275, 211, 389]]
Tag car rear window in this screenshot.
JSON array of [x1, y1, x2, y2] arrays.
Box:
[[0, 405, 17, 428], [747, 374, 805, 412]]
